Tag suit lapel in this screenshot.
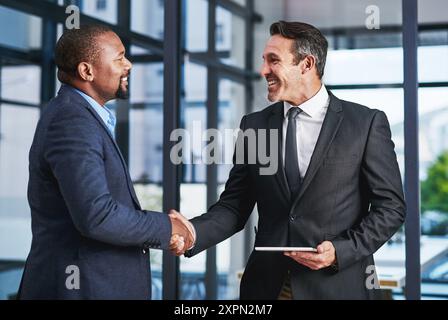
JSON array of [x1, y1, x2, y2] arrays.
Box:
[[62, 86, 142, 209], [268, 102, 291, 203], [292, 92, 344, 208]]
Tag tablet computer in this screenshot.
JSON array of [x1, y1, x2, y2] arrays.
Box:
[[255, 247, 317, 252]]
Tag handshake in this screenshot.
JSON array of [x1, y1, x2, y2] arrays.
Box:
[[168, 209, 196, 256]]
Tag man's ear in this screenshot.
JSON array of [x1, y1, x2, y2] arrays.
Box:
[[77, 62, 94, 82], [301, 55, 316, 75]]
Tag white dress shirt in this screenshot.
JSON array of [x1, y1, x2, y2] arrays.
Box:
[[282, 84, 330, 179]]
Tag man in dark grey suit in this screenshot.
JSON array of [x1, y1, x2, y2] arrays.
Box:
[[19, 25, 194, 299], [171, 21, 406, 299]]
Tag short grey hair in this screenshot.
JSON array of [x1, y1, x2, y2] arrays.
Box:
[[270, 21, 328, 79]]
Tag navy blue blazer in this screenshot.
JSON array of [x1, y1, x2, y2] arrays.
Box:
[[18, 85, 171, 299]]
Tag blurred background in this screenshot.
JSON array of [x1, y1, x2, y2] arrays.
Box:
[[0, 0, 447, 300]]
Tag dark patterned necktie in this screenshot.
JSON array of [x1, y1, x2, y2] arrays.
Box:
[[285, 107, 302, 197]]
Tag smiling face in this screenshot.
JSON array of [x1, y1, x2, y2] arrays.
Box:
[[260, 35, 307, 104], [90, 31, 132, 103]]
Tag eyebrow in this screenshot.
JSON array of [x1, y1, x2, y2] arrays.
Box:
[[263, 53, 280, 60], [116, 50, 125, 58]]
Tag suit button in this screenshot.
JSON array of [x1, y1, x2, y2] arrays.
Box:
[[290, 215, 295, 221], [142, 249, 147, 254]]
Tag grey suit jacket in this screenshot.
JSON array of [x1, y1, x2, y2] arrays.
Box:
[[186, 92, 406, 300]]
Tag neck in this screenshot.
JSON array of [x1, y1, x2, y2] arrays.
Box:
[[70, 81, 107, 106], [286, 80, 322, 106]]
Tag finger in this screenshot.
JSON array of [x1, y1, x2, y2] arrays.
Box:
[[177, 238, 185, 249], [294, 252, 316, 260], [170, 235, 184, 249], [170, 243, 183, 252], [296, 252, 325, 264], [287, 255, 314, 269], [170, 234, 180, 244], [295, 257, 321, 270]]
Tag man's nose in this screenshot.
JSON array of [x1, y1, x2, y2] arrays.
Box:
[[124, 57, 132, 72], [259, 61, 270, 77]]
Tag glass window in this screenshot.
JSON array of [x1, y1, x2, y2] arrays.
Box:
[[0, 104, 39, 299], [1, 65, 41, 105], [81, 0, 117, 24], [232, 0, 247, 7], [216, 6, 246, 68], [418, 45, 448, 83], [216, 79, 246, 300], [0, 6, 41, 50], [419, 86, 448, 299], [325, 47, 403, 85], [178, 61, 207, 299], [185, 0, 208, 52], [131, 0, 164, 40], [418, 0, 448, 300], [129, 60, 165, 299]]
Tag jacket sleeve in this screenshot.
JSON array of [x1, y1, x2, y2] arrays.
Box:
[[44, 109, 172, 250], [186, 115, 256, 257], [332, 111, 406, 271]]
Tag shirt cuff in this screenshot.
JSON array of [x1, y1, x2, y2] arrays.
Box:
[[187, 221, 197, 250]]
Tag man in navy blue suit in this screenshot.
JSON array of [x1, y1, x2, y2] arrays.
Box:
[[18, 25, 195, 299]]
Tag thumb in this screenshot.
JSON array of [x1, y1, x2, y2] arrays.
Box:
[[317, 241, 330, 254]]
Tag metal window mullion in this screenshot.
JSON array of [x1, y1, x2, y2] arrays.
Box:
[[205, 0, 218, 301], [402, 0, 421, 300], [115, 0, 131, 164], [40, 7, 57, 111], [162, 0, 182, 301]]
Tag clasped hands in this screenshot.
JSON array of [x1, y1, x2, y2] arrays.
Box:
[[168, 209, 195, 256]]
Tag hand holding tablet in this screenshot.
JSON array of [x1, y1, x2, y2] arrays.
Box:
[[255, 247, 318, 252]]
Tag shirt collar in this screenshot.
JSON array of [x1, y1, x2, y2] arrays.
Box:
[[70, 86, 116, 132], [283, 84, 329, 119]]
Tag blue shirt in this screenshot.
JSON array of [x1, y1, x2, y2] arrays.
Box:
[[71, 87, 117, 138]]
